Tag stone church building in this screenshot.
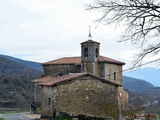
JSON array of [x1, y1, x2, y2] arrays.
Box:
[[33, 37, 128, 119]]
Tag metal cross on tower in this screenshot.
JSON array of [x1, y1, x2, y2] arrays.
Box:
[[88, 25, 92, 40]]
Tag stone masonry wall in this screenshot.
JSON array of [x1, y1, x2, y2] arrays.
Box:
[[81, 62, 99, 75], [104, 63, 123, 85], [41, 76, 119, 119], [43, 64, 81, 77]]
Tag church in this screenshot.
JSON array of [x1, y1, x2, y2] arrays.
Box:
[[32, 35, 128, 119]]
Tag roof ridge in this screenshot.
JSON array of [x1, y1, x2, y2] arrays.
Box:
[[38, 73, 86, 86], [42, 55, 125, 65], [38, 72, 122, 87]]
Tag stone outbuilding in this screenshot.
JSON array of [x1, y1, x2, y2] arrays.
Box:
[[33, 37, 128, 119]]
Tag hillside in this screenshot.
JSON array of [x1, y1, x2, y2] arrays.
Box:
[[123, 76, 160, 108], [0, 57, 42, 109], [0, 54, 43, 72], [123, 67, 160, 87], [123, 76, 155, 92]]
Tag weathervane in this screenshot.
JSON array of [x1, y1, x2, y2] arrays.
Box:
[[88, 25, 92, 40]]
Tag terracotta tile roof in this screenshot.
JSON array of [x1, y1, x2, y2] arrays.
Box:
[[38, 74, 82, 86], [38, 73, 122, 87], [42, 55, 125, 65], [32, 76, 55, 83], [99, 56, 125, 65], [42, 57, 81, 65]]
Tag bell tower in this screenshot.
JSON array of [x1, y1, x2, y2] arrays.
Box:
[[81, 33, 100, 75]]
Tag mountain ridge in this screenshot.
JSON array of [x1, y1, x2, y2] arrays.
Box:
[[123, 76, 155, 92], [123, 67, 160, 87], [0, 54, 43, 72]]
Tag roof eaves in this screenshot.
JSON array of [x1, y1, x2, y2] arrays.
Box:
[[99, 56, 125, 65], [38, 72, 122, 87], [99, 60, 125, 65]]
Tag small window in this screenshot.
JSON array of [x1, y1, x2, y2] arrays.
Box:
[[114, 72, 116, 80], [57, 73, 62, 77], [109, 74, 111, 80], [84, 47, 88, 57], [48, 98, 51, 106], [96, 48, 98, 57]]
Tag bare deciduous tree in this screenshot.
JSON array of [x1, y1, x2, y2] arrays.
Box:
[[86, 0, 160, 66]]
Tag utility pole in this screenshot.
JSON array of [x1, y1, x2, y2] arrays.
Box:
[[34, 83, 37, 102], [118, 92, 123, 120]]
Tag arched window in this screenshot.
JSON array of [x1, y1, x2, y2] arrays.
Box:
[[114, 72, 116, 80], [84, 47, 88, 57], [48, 98, 51, 106], [96, 48, 98, 57]]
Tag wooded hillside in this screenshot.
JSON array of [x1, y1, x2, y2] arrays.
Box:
[[0, 57, 42, 109]]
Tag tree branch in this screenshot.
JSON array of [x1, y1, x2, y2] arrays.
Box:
[[86, 0, 160, 66]]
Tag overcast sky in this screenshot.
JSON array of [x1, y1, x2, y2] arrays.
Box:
[[0, 0, 159, 69]]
